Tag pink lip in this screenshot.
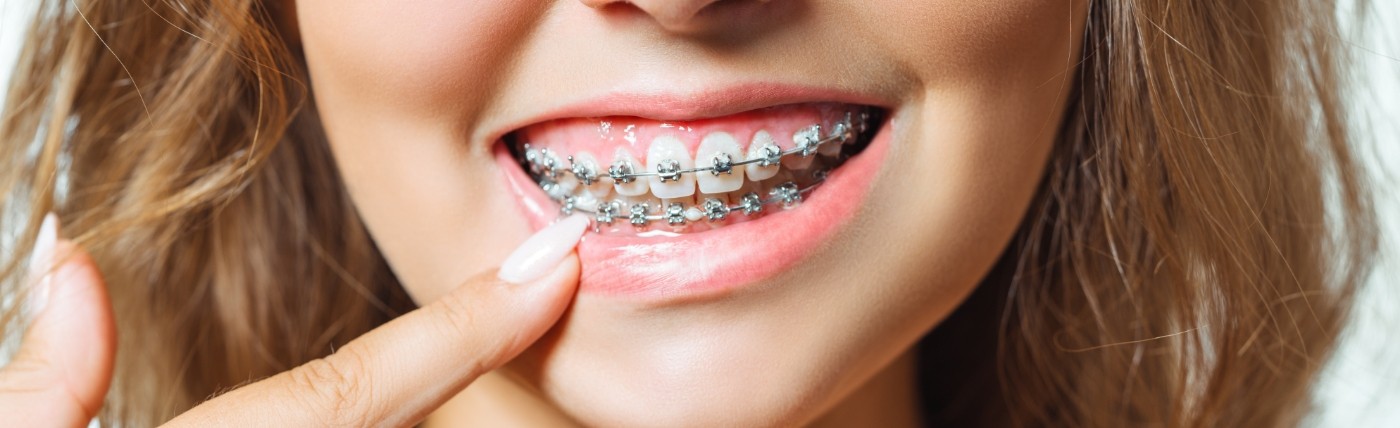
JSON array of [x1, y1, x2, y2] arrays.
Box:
[[493, 86, 892, 304], [481, 83, 893, 144]]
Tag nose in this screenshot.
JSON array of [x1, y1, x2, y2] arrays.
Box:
[[581, 0, 771, 34]]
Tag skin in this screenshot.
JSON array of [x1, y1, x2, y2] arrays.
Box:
[[0, 0, 1087, 426], [299, 0, 1086, 425]]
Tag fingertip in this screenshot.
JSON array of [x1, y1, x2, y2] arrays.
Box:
[[53, 239, 118, 346], [513, 251, 580, 309], [497, 215, 589, 284], [26, 239, 116, 416], [526, 251, 580, 286], [478, 253, 579, 367]]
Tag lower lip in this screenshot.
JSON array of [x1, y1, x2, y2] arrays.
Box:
[[496, 120, 891, 303]]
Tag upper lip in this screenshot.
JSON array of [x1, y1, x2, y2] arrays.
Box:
[[484, 81, 895, 145]]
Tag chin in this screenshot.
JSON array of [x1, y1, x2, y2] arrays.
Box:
[[511, 313, 864, 427]]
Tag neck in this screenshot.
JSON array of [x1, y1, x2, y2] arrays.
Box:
[[425, 351, 922, 427], [810, 351, 922, 428]]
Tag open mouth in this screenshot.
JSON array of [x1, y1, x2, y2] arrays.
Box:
[[505, 103, 885, 235], [495, 98, 892, 302]]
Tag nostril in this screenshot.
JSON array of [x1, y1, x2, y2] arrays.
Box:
[[582, 0, 744, 33]]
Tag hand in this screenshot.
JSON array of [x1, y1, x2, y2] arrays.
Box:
[[0, 214, 590, 427]]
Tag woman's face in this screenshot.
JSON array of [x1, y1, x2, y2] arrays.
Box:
[[293, 0, 1085, 425]]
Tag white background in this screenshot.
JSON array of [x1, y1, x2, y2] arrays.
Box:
[[1, 2, 1396, 426]]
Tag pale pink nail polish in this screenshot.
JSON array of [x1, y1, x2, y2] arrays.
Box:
[[498, 215, 589, 284], [24, 212, 60, 319]]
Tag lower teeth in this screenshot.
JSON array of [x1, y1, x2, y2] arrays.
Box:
[[560, 173, 825, 233], [516, 108, 879, 235]]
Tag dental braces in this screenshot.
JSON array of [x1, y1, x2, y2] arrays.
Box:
[[552, 171, 828, 232], [521, 110, 871, 185]]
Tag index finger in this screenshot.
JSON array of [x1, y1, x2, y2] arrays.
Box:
[[165, 252, 581, 427]]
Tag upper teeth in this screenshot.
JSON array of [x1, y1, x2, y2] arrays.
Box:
[[747, 131, 782, 182], [783, 125, 820, 170], [648, 136, 695, 199], [794, 124, 821, 157], [570, 151, 611, 197], [569, 155, 598, 186], [611, 148, 648, 196], [607, 157, 635, 183], [710, 153, 734, 175], [697, 132, 744, 194], [656, 159, 683, 183], [535, 148, 563, 180], [521, 113, 865, 204]]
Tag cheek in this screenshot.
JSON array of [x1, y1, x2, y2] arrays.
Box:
[[293, 1, 546, 298], [902, 0, 1086, 216], [296, 0, 541, 120], [851, 0, 1087, 307], [863, 0, 1085, 88]]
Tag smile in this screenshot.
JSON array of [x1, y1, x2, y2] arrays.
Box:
[[495, 89, 893, 302]]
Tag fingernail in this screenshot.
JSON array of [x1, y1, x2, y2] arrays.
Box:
[[498, 215, 589, 284], [24, 212, 60, 319]]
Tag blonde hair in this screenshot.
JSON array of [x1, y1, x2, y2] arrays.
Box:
[[1, 1, 412, 424], [0, 0, 1377, 426]]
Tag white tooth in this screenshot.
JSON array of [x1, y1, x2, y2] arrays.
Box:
[[616, 194, 648, 207], [695, 132, 745, 194], [611, 148, 649, 196], [746, 130, 780, 182], [639, 196, 664, 212], [572, 151, 612, 198], [538, 149, 565, 179], [766, 170, 801, 209], [782, 129, 816, 170], [647, 135, 696, 199], [633, 196, 663, 225], [575, 193, 600, 211], [699, 193, 732, 223], [727, 180, 761, 221], [548, 173, 578, 199]]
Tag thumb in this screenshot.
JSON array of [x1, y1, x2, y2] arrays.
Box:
[[0, 214, 118, 427], [168, 215, 590, 427]]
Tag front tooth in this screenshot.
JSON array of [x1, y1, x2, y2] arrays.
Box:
[[571, 151, 612, 198], [647, 136, 696, 199], [696, 132, 745, 194], [782, 126, 817, 170], [746, 130, 781, 182], [611, 148, 649, 196]]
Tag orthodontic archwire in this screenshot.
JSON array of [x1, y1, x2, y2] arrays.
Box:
[[558, 171, 829, 232], [522, 110, 869, 184], [520, 110, 870, 232]]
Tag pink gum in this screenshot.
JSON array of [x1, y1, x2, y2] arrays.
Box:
[[515, 103, 856, 158]]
